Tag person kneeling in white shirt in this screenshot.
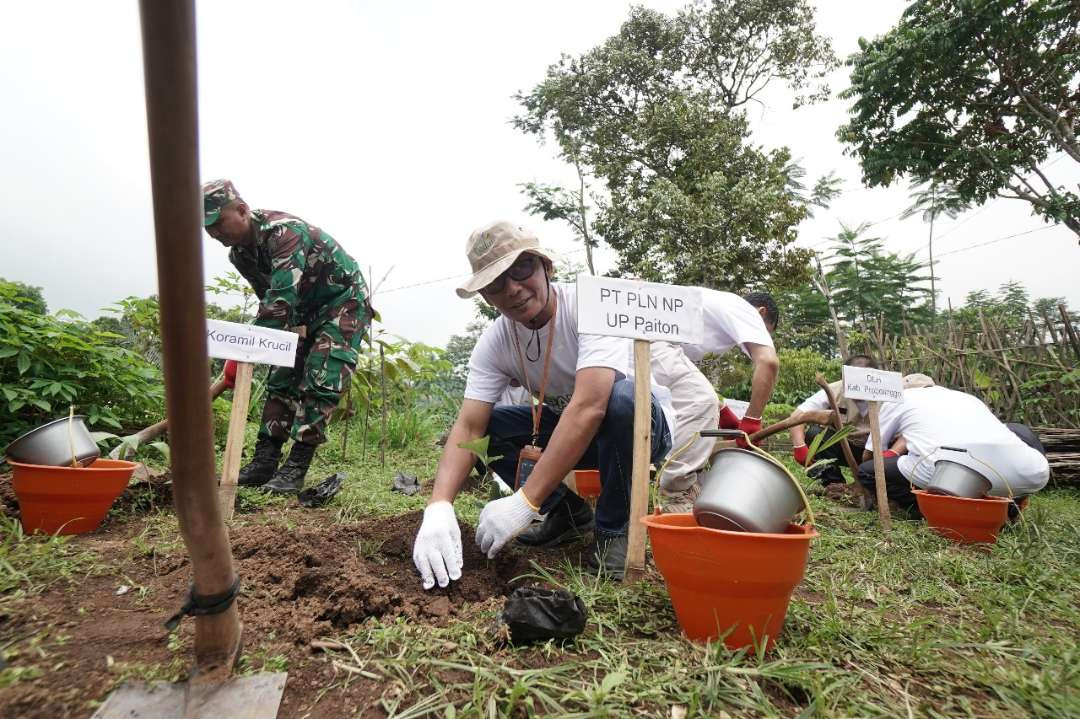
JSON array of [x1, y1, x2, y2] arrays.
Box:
[[652, 290, 779, 512], [412, 222, 673, 589], [859, 384, 1049, 517]]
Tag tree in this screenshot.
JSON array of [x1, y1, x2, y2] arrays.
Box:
[[901, 181, 970, 322], [769, 280, 836, 356], [825, 223, 934, 334], [840, 0, 1080, 240], [205, 271, 257, 323], [520, 155, 599, 276], [514, 0, 838, 290], [0, 279, 47, 315]]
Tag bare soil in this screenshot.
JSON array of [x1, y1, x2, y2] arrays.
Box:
[[0, 475, 564, 718]]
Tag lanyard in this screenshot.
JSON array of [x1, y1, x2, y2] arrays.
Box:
[[511, 291, 558, 444]]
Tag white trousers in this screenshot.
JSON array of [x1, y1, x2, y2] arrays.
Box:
[[650, 342, 719, 492]]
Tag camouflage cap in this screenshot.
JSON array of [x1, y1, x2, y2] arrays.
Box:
[[201, 179, 243, 226]]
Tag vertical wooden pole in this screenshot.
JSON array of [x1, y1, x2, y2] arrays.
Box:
[[1058, 304, 1080, 362], [379, 343, 387, 467], [624, 340, 652, 584], [139, 0, 240, 681], [340, 383, 351, 461], [218, 362, 254, 520], [867, 402, 893, 532]]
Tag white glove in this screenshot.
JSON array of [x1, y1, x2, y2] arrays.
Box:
[[475, 489, 542, 559], [413, 501, 463, 590]]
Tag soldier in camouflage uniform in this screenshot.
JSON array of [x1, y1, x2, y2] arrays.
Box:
[[202, 179, 370, 494]]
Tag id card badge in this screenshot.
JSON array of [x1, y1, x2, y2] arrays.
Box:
[[515, 444, 543, 490]]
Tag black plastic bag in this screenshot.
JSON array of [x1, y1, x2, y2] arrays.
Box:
[[298, 472, 345, 508], [391, 471, 421, 496], [498, 586, 587, 644]]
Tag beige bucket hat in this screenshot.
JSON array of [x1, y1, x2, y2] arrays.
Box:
[[902, 373, 936, 389], [456, 221, 561, 299]]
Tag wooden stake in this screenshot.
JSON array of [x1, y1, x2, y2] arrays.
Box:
[[378, 345, 386, 468], [1059, 303, 1080, 362], [218, 362, 253, 521], [624, 340, 652, 584], [867, 402, 893, 532], [139, 0, 240, 682]]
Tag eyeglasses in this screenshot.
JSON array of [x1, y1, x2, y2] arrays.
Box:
[[481, 253, 539, 295]]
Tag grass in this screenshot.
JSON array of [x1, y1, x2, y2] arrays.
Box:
[[0, 516, 101, 599], [304, 429, 1080, 718], [3, 416, 1079, 716]]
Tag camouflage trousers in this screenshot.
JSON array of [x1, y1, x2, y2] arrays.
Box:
[[259, 298, 367, 446]]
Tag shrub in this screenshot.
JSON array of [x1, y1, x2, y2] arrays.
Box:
[[0, 282, 164, 446], [700, 347, 840, 407]]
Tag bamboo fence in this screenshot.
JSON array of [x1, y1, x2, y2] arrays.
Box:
[[853, 305, 1079, 483]]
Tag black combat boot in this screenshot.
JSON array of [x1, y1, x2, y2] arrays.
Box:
[[237, 436, 284, 487], [261, 441, 317, 495]]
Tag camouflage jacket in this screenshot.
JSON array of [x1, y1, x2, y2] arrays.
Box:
[[229, 210, 366, 330]]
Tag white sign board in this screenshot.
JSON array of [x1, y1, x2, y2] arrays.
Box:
[[722, 399, 750, 419], [576, 275, 703, 344], [206, 319, 299, 368], [842, 366, 904, 403]]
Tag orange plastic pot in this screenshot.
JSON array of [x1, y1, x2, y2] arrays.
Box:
[[574, 469, 601, 499], [914, 490, 1010, 544], [8, 458, 137, 535], [641, 512, 816, 651]]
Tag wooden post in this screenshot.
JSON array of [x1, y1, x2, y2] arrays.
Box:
[[218, 362, 254, 521], [379, 343, 387, 467], [1059, 303, 1080, 362], [139, 0, 241, 682], [624, 339, 652, 584], [867, 403, 893, 532]]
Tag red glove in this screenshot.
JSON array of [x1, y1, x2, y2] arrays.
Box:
[[718, 404, 740, 429], [223, 359, 238, 389], [881, 450, 899, 459], [792, 444, 809, 466], [736, 416, 762, 449]]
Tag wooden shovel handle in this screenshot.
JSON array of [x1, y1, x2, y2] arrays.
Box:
[[109, 378, 230, 459], [814, 372, 868, 494], [702, 410, 834, 443]]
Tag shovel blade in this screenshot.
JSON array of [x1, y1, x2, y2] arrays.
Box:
[[92, 672, 287, 719]]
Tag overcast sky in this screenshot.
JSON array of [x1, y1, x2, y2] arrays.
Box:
[[2, 1, 1077, 347]]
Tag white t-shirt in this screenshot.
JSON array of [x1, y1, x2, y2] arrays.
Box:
[[680, 289, 774, 363], [464, 282, 675, 430], [865, 386, 1049, 496]]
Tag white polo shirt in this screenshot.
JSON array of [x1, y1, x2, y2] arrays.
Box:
[[679, 289, 774, 362], [865, 386, 1049, 496], [464, 282, 675, 431]]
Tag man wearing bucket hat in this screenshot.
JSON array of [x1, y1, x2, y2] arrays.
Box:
[[201, 179, 371, 495], [651, 291, 780, 513], [859, 383, 1050, 517], [411, 221, 673, 588]]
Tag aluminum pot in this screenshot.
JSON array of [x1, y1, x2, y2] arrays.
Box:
[[693, 448, 803, 533], [926, 459, 991, 498], [4, 416, 100, 468]]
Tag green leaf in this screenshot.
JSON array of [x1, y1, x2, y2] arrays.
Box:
[[457, 436, 491, 460], [0, 347, 19, 359], [16, 352, 30, 375], [147, 441, 170, 462]]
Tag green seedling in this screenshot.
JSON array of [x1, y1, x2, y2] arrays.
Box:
[[804, 425, 854, 475], [91, 431, 170, 463], [456, 435, 508, 500]]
